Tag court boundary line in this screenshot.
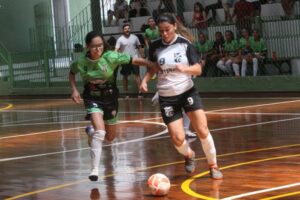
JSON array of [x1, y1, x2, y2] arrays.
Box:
[[262, 190, 300, 200], [181, 154, 300, 200], [222, 182, 300, 200], [0, 103, 13, 111], [5, 145, 300, 200]]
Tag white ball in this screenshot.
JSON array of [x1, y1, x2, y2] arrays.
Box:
[[147, 173, 171, 196]]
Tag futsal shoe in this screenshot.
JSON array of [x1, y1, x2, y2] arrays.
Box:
[[185, 130, 197, 138], [184, 151, 196, 173], [85, 125, 94, 147], [209, 167, 223, 180], [89, 168, 99, 181]]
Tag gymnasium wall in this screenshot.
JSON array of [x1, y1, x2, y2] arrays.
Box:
[[0, 0, 49, 53]]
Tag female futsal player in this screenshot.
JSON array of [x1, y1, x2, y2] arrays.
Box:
[[69, 31, 155, 181], [140, 14, 223, 179]]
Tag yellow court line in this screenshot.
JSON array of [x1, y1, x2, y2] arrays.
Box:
[[181, 154, 300, 200], [262, 191, 300, 200], [5, 144, 300, 200], [0, 103, 13, 111]]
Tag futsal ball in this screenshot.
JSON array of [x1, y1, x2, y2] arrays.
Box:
[[147, 173, 171, 196], [85, 125, 94, 135]]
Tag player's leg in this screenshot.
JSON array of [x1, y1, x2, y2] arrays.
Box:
[[184, 88, 223, 179], [132, 65, 143, 98], [182, 111, 197, 138], [120, 64, 131, 98], [160, 95, 195, 173], [89, 112, 106, 181]]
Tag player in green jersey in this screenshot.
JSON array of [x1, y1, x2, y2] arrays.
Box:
[[69, 31, 156, 181]]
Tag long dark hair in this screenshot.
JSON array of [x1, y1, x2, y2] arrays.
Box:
[[194, 2, 204, 12], [157, 14, 195, 42], [85, 31, 109, 53]]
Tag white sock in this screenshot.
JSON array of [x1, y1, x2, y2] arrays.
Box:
[[232, 63, 240, 76], [175, 140, 193, 157], [90, 130, 106, 170], [200, 133, 217, 167], [241, 59, 247, 77], [253, 58, 258, 76]]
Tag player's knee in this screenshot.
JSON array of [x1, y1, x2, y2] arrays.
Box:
[[196, 125, 209, 139], [93, 130, 106, 141]]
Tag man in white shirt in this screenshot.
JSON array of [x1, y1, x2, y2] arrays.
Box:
[[115, 24, 144, 98]]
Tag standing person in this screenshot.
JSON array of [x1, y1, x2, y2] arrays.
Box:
[[144, 17, 160, 48], [140, 14, 223, 179], [69, 31, 155, 181], [232, 0, 254, 37], [115, 24, 144, 98]]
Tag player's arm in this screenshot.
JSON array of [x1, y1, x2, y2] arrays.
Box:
[[176, 62, 203, 76], [140, 68, 157, 92], [132, 57, 158, 69], [69, 71, 81, 104]]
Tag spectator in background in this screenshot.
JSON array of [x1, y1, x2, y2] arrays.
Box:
[[281, 0, 296, 17], [232, 0, 254, 37], [107, 36, 117, 50], [192, 2, 208, 34], [211, 32, 225, 76], [193, 32, 214, 76], [153, 0, 176, 21], [204, 0, 223, 25], [129, 0, 150, 17], [247, 29, 267, 75], [246, 0, 261, 16], [115, 24, 144, 98], [144, 17, 159, 48], [114, 0, 129, 25], [239, 28, 256, 76], [222, 0, 234, 24], [217, 30, 240, 76]]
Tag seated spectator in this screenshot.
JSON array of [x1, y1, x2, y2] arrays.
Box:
[[222, 0, 235, 24], [193, 32, 214, 76], [144, 17, 159, 48], [129, 0, 150, 17], [114, 0, 129, 25], [217, 30, 240, 76], [248, 29, 267, 75], [239, 28, 257, 76], [232, 0, 254, 37], [153, 0, 176, 21], [192, 2, 208, 34], [281, 0, 296, 17], [211, 32, 225, 75], [246, 0, 261, 16], [204, 0, 223, 25]]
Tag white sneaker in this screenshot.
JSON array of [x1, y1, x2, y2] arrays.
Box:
[[185, 130, 197, 138], [89, 168, 99, 181]]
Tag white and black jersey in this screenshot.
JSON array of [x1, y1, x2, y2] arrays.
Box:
[[149, 34, 200, 97]]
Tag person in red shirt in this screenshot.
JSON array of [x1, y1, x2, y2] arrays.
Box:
[[232, 0, 254, 37], [192, 2, 208, 33]]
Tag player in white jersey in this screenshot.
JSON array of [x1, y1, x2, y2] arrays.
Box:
[[140, 14, 223, 179]]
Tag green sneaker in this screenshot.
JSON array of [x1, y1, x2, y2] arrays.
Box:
[[184, 151, 195, 173], [210, 167, 223, 179]]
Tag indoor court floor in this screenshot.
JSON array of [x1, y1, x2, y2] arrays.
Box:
[[1, 96, 300, 200]]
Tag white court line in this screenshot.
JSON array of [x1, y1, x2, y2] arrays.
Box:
[[0, 113, 84, 126], [207, 112, 300, 116], [0, 110, 160, 114], [222, 182, 300, 200], [1, 117, 300, 162], [1, 99, 300, 126], [206, 99, 300, 113], [0, 120, 167, 162]]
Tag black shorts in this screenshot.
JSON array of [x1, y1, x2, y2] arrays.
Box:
[[83, 85, 119, 125], [120, 64, 140, 76], [159, 87, 204, 125]]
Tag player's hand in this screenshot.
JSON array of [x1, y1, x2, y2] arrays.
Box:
[[90, 79, 106, 85], [71, 89, 81, 104], [140, 81, 148, 93], [175, 63, 188, 73]]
